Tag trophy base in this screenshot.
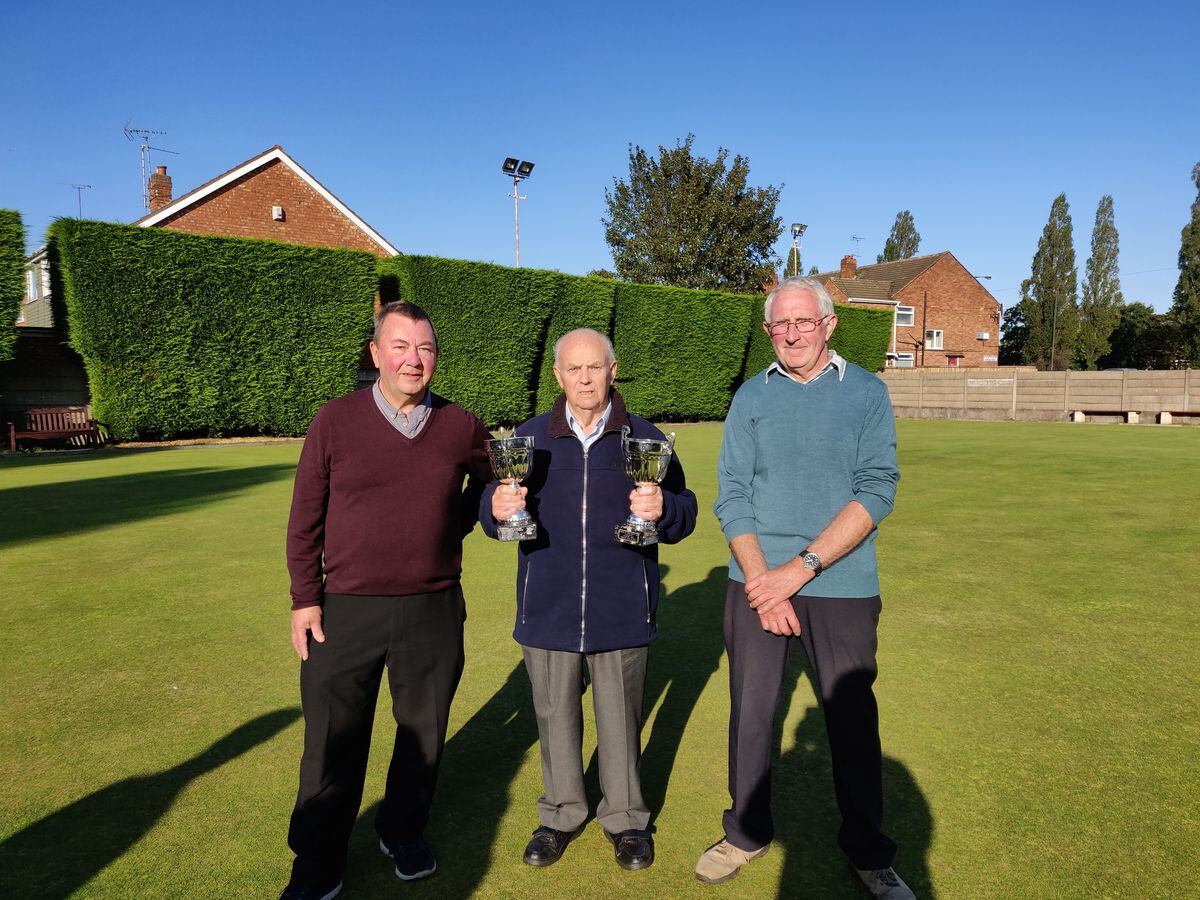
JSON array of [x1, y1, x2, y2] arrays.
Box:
[[615, 522, 659, 546], [498, 521, 538, 542]]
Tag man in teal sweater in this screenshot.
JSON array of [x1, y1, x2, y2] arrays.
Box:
[[694, 277, 911, 899]]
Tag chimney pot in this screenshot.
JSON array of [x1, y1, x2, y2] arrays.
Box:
[[155, 165, 167, 175], [840, 254, 857, 279]]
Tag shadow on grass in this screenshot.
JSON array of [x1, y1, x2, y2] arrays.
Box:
[[349, 662, 540, 897], [770, 657, 936, 898], [0, 708, 300, 899], [0, 464, 296, 548]]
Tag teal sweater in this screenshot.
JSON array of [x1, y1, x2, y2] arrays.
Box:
[[714, 362, 899, 597]]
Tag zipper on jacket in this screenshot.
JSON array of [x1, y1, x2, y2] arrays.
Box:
[[579, 446, 590, 652], [643, 559, 651, 624], [521, 562, 532, 624]]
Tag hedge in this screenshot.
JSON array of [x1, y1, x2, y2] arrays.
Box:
[[0, 210, 24, 362], [612, 282, 755, 420], [534, 275, 616, 412], [380, 255, 555, 425], [742, 297, 894, 379], [50, 220, 378, 440]]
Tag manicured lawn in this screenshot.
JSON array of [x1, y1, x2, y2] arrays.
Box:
[[1, 419, 1197, 898]]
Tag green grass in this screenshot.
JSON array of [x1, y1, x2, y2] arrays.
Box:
[[1, 420, 1197, 898]]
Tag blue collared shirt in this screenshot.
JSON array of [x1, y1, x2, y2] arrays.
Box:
[[372, 381, 432, 438], [566, 400, 612, 451], [764, 349, 847, 385]]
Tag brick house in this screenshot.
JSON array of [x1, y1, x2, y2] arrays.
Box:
[[134, 145, 399, 257], [815, 252, 1002, 368]]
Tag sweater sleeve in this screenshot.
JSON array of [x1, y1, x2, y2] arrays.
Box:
[[714, 389, 758, 542], [853, 381, 900, 526], [461, 416, 494, 538], [656, 449, 698, 544], [286, 406, 332, 610]]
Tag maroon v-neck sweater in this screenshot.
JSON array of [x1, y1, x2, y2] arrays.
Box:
[[286, 388, 493, 609]]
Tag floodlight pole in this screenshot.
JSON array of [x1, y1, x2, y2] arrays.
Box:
[[510, 175, 526, 267]]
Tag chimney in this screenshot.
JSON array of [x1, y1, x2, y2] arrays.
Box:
[[149, 165, 172, 213], [839, 254, 857, 279]]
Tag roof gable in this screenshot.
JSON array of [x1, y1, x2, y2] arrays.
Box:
[[134, 146, 398, 256]]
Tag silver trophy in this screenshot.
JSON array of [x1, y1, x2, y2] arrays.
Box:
[[615, 425, 675, 546], [486, 434, 538, 542]]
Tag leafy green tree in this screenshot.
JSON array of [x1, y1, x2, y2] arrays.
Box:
[[1075, 195, 1124, 369], [1170, 162, 1200, 365], [587, 268, 618, 280], [784, 243, 802, 279], [808, 265, 819, 276], [602, 135, 782, 292], [0, 209, 24, 362], [1016, 194, 1078, 369], [877, 210, 921, 263], [999, 303, 1029, 365], [1099, 303, 1185, 369]]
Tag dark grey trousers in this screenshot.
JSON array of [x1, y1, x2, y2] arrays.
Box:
[[722, 578, 897, 870], [522, 644, 651, 834], [287, 588, 466, 883]]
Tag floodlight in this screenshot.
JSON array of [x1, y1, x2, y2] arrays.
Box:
[[502, 157, 520, 175], [517, 160, 535, 178], [791, 223, 806, 238]]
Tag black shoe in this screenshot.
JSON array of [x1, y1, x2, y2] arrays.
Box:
[[522, 825, 584, 867], [278, 876, 342, 900], [379, 836, 437, 881], [606, 829, 655, 871]]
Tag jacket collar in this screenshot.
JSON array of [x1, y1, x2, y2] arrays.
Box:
[[549, 388, 630, 439]]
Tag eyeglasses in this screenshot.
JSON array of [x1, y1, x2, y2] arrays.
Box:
[[766, 316, 828, 335]]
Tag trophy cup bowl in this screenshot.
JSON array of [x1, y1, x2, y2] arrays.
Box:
[[486, 435, 538, 542], [615, 426, 675, 546]]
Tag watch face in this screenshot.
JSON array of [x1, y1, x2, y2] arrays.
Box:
[[803, 553, 821, 571]]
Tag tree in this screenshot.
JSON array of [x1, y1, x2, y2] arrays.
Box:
[[1099, 303, 1185, 369], [999, 303, 1029, 365], [783, 243, 802, 279], [1171, 162, 1200, 366], [1075, 195, 1124, 369], [602, 135, 783, 292], [808, 265, 819, 276], [1016, 194, 1078, 370], [877, 210, 920, 263], [587, 268, 618, 280]]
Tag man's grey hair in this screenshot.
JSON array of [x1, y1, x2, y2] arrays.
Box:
[[553, 328, 615, 366], [373, 300, 437, 347], [764, 276, 835, 321]]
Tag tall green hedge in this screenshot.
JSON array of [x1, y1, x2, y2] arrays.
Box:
[[0, 210, 24, 362], [613, 282, 755, 420], [535, 275, 616, 412], [51, 220, 378, 440], [380, 255, 555, 425], [742, 297, 894, 378]]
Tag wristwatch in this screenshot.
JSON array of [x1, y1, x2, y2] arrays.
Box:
[[801, 550, 823, 576]]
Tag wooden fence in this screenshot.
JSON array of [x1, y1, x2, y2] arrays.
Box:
[[880, 368, 1197, 422]]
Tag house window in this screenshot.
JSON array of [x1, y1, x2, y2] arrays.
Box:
[[895, 305, 915, 327], [947, 355, 963, 367], [925, 329, 943, 350], [26, 269, 39, 302], [893, 352, 915, 368]]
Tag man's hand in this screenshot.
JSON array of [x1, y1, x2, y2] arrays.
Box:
[[629, 485, 663, 522], [758, 603, 801, 636], [491, 484, 528, 521], [745, 559, 812, 616], [291, 606, 326, 661]]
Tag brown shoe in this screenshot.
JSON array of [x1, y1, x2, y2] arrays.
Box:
[[694, 837, 769, 884]]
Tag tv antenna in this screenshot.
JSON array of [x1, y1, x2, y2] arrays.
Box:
[[850, 234, 863, 256], [123, 121, 179, 212], [59, 182, 93, 217]]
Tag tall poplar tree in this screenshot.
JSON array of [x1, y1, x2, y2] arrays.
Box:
[[1017, 194, 1078, 370], [1075, 195, 1124, 369], [1171, 162, 1200, 365], [877, 210, 920, 263], [784, 243, 802, 279]]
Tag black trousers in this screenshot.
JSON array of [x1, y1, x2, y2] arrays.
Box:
[[287, 588, 466, 882], [722, 578, 897, 870]]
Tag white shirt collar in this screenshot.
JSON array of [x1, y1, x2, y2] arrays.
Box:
[[566, 400, 612, 444], [765, 350, 847, 384]]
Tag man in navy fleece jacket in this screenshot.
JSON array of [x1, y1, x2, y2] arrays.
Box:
[[481, 328, 697, 873]]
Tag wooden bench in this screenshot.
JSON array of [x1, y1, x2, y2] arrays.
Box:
[[1070, 409, 1140, 424], [1158, 410, 1200, 425], [7, 406, 106, 452]]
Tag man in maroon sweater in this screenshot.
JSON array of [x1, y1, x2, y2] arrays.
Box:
[[281, 301, 492, 900]]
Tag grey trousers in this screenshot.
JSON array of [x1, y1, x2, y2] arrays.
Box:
[[522, 644, 651, 834]]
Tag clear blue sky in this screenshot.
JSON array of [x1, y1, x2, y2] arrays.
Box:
[[3, 0, 1198, 311]]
